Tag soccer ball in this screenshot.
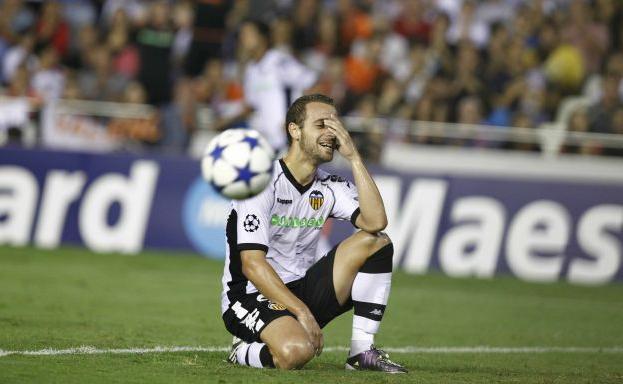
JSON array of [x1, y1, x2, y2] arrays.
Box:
[[201, 129, 275, 200]]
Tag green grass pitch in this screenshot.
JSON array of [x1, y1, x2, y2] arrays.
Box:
[[0, 246, 622, 383]]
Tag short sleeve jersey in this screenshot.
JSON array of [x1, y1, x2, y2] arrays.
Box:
[[221, 159, 359, 313]]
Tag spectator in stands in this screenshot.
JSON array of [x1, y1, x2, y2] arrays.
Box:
[[62, 73, 83, 100], [449, 42, 484, 118], [606, 107, 623, 156], [314, 57, 347, 108], [393, 0, 432, 44], [5, 65, 32, 98], [336, 0, 374, 55], [560, 1, 609, 75], [0, 0, 622, 157], [566, 106, 603, 156], [509, 112, 537, 152], [107, 24, 139, 80], [344, 34, 384, 106], [377, 77, 404, 117], [159, 78, 197, 154], [292, 0, 320, 52], [171, 1, 193, 74], [101, 0, 148, 27], [135, 1, 174, 105], [63, 24, 98, 71], [350, 94, 384, 163], [183, 0, 232, 77], [31, 45, 65, 101], [78, 45, 128, 101], [588, 74, 621, 134], [446, 0, 490, 48], [454, 96, 484, 147], [35, 1, 70, 57], [2, 33, 36, 85]]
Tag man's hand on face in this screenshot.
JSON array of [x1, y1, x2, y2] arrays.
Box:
[[323, 114, 359, 162]]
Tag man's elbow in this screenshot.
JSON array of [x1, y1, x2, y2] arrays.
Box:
[[360, 217, 388, 233], [241, 257, 261, 280]]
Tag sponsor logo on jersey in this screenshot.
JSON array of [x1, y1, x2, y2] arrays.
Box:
[[270, 214, 325, 228], [277, 197, 292, 204], [243, 214, 260, 232], [309, 190, 324, 210]]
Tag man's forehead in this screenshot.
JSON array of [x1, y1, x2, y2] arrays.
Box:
[[306, 102, 337, 120]]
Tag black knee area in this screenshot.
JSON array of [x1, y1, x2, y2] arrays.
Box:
[[360, 242, 393, 274], [260, 345, 275, 368]]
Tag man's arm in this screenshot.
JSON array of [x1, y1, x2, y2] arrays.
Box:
[[213, 105, 254, 131], [324, 115, 388, 233], [241, 249, 323, 355]]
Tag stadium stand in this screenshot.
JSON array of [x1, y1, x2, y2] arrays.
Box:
[[1, 0, 623, 159]]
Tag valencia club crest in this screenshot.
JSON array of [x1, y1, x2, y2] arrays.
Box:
[[309, 190, 324, 210]]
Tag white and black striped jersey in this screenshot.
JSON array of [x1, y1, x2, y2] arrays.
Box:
[[221, 159, 360, 314]]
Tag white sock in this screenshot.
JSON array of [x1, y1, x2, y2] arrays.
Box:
[[235, 342, 272, 368], [350, 271, 392, 356], [349, 242, 394, 357], [350, 326, 375, 356]]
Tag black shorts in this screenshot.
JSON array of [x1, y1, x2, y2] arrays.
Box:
[[222, 244, 353, 343]]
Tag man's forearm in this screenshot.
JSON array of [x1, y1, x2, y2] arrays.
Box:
[[242, 255, 310, 316], [351, 156, 387, 232]]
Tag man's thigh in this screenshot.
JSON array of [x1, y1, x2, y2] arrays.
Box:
[[222, 291, 295, 343], [291, 245, 353, 328]]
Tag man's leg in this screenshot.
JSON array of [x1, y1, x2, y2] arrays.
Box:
[[332, 230, 406, 372], [224, 292, 316, 370], [260, 316, 315, 369], [230, 316, 315, 370]]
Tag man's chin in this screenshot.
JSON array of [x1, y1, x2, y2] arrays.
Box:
[[313, 151, 333, 164]]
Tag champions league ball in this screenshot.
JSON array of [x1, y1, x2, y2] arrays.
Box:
[[201, 129, 275, 200]]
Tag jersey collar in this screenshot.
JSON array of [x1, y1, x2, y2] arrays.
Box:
[[279, 159, 314, 194]]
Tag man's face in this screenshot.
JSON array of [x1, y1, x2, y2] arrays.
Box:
[[239, 23, 261, 55], [298, 102, 338, 164]]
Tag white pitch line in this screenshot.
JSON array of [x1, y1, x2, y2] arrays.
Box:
[[1, 345, 622, 357]]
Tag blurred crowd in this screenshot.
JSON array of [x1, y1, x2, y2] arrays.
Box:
[[1, 0, 623, 158]]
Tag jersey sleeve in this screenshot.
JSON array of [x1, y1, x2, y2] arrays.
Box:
[[277, 53, 317, 90], [233, 185, 273, 253], [329, 177, 360, 227]]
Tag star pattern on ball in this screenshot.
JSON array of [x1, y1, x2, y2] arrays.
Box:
[[243, 214, 260, 232], [242, 135, 260, 150], [235, 163, 256, 186], [210, 143, 226, 161]]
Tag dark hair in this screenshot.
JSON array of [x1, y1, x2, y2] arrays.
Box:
[[285, 94, 335, 144], [243, 19, 271, 43]]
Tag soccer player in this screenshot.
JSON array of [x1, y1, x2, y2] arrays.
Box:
[[216, 20, 318, 153], [221, 94, 406, 373]]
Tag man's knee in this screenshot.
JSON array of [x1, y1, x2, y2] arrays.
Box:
[[373, 232, 392, 251], [360, 232, 393, 273], [271, 338, 315, 370], [355, 231, 392, 254]]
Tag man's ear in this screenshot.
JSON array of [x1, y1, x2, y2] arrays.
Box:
[[288, 122, 300, 141]]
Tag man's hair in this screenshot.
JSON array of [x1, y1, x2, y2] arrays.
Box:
[[285, 94, 335, 145], [243, 19, 271, 43]]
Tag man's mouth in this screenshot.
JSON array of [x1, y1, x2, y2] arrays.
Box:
[[319, 140, 336, 150]]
